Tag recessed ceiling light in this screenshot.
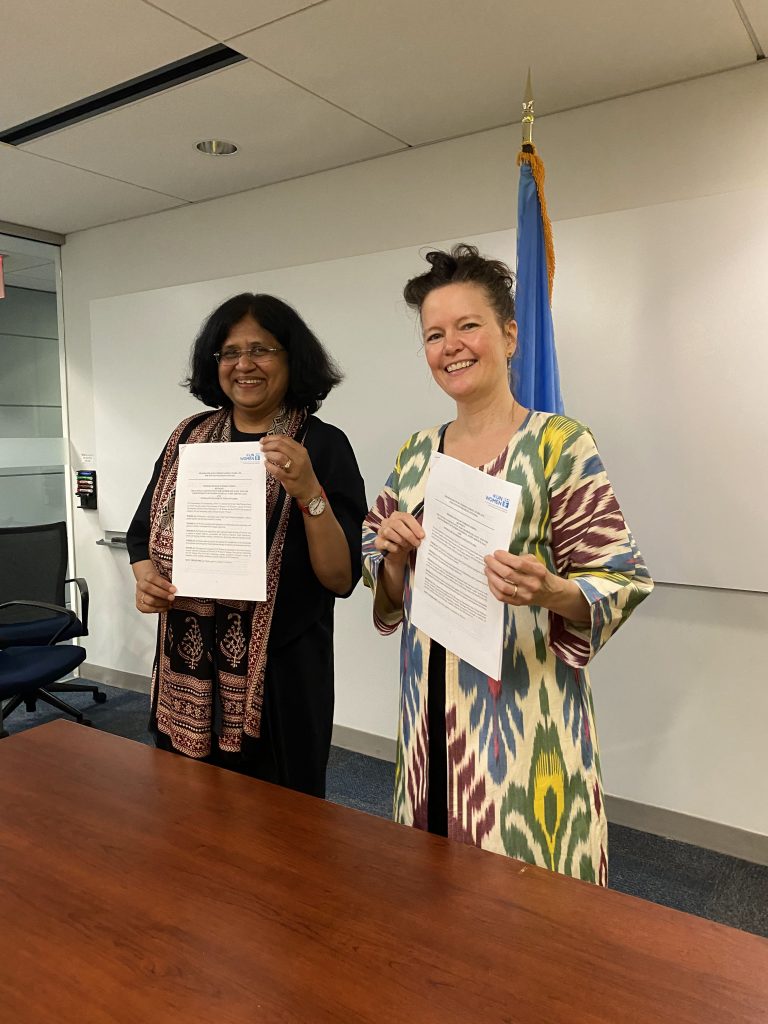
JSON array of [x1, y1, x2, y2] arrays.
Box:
[[196, 139, 238, 156]]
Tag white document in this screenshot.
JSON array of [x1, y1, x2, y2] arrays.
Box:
[[172, 443, 266, 601], [410, 452, 522, 679]]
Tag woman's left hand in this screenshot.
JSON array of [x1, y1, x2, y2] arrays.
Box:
[[260, 436, 320, 504], [484, 550, 559, 607], [484, 550, 591, 623]]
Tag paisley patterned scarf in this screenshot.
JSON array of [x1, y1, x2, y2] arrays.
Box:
[[148, 405, 306, 757]]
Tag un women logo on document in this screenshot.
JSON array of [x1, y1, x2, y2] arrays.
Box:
[[485, 492, 510, 511], [239, 452, 261, 462]]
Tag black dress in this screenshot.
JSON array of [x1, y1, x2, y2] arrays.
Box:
[[127, 414, 367, 798], [426, 424, 451, 836], [427, 641, 448, 836]]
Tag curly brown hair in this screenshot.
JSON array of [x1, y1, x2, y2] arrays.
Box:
[[403, 243, 515, 326]]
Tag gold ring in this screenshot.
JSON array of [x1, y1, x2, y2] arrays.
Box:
[[284, 458, 292, 471], [512, 583, 518, 599]]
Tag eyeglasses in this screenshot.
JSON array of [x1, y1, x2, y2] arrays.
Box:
[[214, 345, 284, 364]]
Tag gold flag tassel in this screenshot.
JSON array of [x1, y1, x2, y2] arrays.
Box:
[[517, 143, 555, 303]]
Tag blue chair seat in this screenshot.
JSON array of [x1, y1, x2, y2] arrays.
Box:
[[0, 645, 87, 698], [0, 614, 83, 647]]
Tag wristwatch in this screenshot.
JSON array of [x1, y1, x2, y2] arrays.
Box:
[[299, 489, 327, 517]]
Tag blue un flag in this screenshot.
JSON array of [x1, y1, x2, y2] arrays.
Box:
[[511, 151, 563, 414]]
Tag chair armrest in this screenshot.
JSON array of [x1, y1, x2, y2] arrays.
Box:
[[65, 577, 89, 635], [0, 600, 77, 646]]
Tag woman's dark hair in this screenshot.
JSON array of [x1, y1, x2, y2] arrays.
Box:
[[403, 243, 515, 325], [185, 293, 343, 413]]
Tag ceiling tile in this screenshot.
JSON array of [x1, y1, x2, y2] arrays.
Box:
[[12, 263, 56, 280], [2, 269, 57, 293], [234, 0, 755, 144], [0, 145, 185, 234], [740, 1, 768, 53], [0, 255, 50, 273], [0, 0, 212, 130], [149, 0, 325, 41], [24, 62, 405, 202]]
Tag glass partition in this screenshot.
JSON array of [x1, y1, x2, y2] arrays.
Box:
[[0, 234, 69, 532]]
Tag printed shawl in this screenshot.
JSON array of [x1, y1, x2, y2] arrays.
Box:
[[148, 406, 306, 757]]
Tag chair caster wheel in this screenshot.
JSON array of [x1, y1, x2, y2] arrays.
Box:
[[94, 693, 107, 704]]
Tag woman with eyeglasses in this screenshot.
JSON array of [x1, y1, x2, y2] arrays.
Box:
[[127, 293, 366, 796], [362, 246, 652, 882]]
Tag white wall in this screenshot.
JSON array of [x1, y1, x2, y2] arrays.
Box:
[[61, 62, 768, 836]]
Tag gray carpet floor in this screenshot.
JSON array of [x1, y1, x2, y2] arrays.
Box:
[[4, 682, 767, 939]]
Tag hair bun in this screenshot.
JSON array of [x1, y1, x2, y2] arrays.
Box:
[[424, 250, 456, 275], [403, 243, 515, 324]]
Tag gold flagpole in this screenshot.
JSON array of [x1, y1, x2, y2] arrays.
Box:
[[521, 67, 534, 151], [517, 69, 555, 299]]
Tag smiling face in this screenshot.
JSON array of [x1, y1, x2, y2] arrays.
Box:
[[420, 282, 517, 404], [217, 314, 290, 427]]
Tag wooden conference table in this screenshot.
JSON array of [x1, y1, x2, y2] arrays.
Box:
[[1, 722, 766, 1024]]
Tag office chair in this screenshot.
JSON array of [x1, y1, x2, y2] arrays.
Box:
[[0, 521, 105, 708], [0, 600, 89, 737]]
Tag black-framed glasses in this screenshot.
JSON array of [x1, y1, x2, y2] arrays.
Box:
[[214, 345, 284, 364]]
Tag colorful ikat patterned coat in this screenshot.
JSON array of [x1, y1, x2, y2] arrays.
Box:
[[362, 412, 653, 884]]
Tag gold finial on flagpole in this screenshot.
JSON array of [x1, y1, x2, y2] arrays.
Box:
[[517, 68, 554, 299], [521, 67, 534, 151]]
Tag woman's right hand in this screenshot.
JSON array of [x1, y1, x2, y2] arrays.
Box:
[[374, 512, 425, 567], [132, 560, 176, 614]]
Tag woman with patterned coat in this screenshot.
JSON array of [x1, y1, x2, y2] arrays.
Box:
[[362, 245, 652, 883], [127, 293, 367, 797]]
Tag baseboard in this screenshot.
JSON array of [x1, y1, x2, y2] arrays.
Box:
[[330, 726, 767, 866], [605, 795, 768, 867], [81, 676, 767, 867], [83, 663, 151, 695], [331, 724, 397, 763]]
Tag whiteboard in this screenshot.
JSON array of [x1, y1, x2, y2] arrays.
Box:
[[91, 186, 768, 592]]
